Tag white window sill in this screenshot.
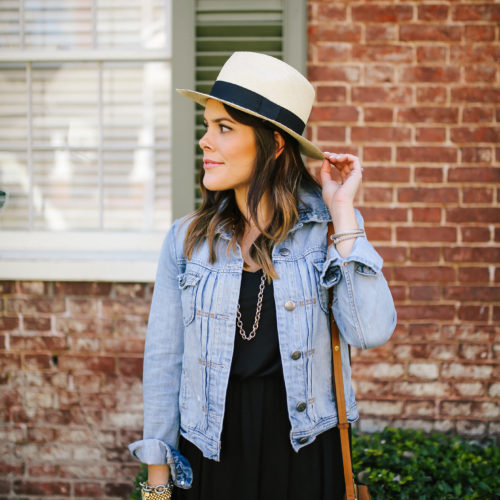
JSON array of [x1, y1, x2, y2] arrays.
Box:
[[0, 231, 166, 282]]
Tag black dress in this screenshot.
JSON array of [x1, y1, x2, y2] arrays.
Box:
[[175, 269, 346, 500]]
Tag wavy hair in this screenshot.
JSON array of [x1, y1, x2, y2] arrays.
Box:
[[184, 104, 320, 280]]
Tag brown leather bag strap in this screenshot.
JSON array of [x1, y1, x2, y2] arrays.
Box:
[[327, 221, 357, 500]]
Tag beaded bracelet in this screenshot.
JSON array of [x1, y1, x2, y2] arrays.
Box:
[[140, 480, 174, 500], [330, 229, 366, 246]]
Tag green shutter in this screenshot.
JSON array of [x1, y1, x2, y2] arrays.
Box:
[[194, 0, 284, 205]]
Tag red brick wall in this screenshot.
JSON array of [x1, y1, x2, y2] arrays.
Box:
[[1, 2, 499, 499], [1, 281, 148, 499], [307, 0, 499, 438]]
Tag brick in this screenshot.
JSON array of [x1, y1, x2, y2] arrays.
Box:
[[362, 207, 407, 222], [105, 482, 134, 497], [447, 207, 500, 223], [393, 381, 452, 398], [464, 65, 497, 83], [70, 336, 100, 352], [352, 86, 412, 104], [23, 316, 51, 331], [363, 167, 410, 182], [352, 5, 413, 22], [441, 401, 472, 417], [452, 44, 500, 63], [101, 337, 144, 354], [11, 335, 66, 351], [363, 147, 391, 162], [444, 285, 500, 301], [412, 207, 441, 223], [390, 285, 406, 302], [400, 24, 462, 42], [459, 343, 490, 361], [400, 66, 460, 83], [458, 305, 489, 321], [461, 227, 491, 243], [452, 4, 500, 22], [428, 344, 459, 360], [28, 464, 59, 477], [417, 87, 447, 104], [53, 282, 111, 296], [396, 226, 457, 242], [472, 402, 499, 419], [352, 45, 413, 64], [316, 85, 347, 102], [418, 4, 449, 21], [308, 24, 361, 43], [357, 418, 387, 433], [364, 107, 393, 122], [448, 167, 500, 182], [362, 187, 393, 203], [68, 298, 98, 317], [7, 297, 65, 315], [377, 246, 406, 263], [397, 147, 457, 163], [316, 44, 351, 63], [458, 267, 490, 283], [463, 187, 494, 203], [452, 126, 500, 143], [351, 126, 411, 142], [13, 480, 71, 495], [409, 285, 441, 301], [414, 167, 443, 183], [456, 420, 487, 437], [416, 127, 446, 142], [317, 126, 346, 141], [409, 362, 439, 379], [456, 382, 485, 397], [0, 353, 22, 371], [308, 65, 361, 82], [0, 281, 16, 294], [58, 355, 116, 374], [74, 482, 103, 496], [489, 383, 500, 398], [441, 363, 493, 380], [396, 305, 455, 321], [416, 46, 447, 63], [357, 400, 403, 416], [462, 107, 494, 123], [19, 281, 48, 295], [461, 147, 493, 163], [398, 187, 458, 203], [0, 316, 19, 330], [410, 247, 441, 262], [101, 299, 150, 318], [350, 361, 404, 379], [393, 266, 455, 282], [117, 357, 143, 376], [464, 25, 496, 42], [310, 105, 358, 121], [366, 25, 397, 42], [397, 107, 458, 124], [404, 400, 436, 417], [317, 4, 346, 20], [452, 86, 500, 103]]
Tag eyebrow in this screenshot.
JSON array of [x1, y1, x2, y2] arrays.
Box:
[[203, 116, 237, 124]]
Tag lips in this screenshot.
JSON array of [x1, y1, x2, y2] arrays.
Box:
[[203, 159, 224, 169]]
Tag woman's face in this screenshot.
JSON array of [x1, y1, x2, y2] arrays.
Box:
[[199, 99, 257, 194]]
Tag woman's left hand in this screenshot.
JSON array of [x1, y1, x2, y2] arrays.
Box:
[[319, 152, 363, 209]]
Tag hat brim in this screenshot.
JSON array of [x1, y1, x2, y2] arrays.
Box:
[[177, 88, 324, 160]]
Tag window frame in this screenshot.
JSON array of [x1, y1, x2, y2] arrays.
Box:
[[0, 0, 306, 282]]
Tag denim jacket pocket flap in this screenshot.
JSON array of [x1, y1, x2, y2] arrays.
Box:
[[354, 263, 377, 276], [178, 272, 201, 326]]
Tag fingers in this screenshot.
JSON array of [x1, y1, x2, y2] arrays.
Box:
[[323, 152, 363, 176]]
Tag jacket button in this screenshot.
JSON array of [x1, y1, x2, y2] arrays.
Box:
[[298, 437, 308, 444], [291, 350, 301, 360], [279, 247, 290, 256], [284, 301, 296, 311], [296, 402, 306, 412]]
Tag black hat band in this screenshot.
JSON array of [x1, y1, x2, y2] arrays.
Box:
[[209, 80, 306, 136]]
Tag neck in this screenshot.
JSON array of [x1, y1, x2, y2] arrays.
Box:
[[234, 186, 272, 231]]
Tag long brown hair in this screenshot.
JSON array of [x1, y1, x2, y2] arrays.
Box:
[[184, 103, 320, 280]]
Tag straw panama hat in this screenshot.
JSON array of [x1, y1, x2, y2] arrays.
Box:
[[177, 51, 324, 160]]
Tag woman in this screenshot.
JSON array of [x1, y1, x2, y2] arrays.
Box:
[[129, 52, 396, 500]]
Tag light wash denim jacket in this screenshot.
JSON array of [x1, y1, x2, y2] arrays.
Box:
[[129, 186, 397, 489]]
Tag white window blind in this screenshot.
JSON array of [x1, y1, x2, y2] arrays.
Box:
[[0, 0, 173, 281]]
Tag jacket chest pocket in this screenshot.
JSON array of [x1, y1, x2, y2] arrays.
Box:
[[178, 272, 201, 326]]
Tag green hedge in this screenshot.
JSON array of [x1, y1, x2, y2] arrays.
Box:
[[131, 427, 500, 499]]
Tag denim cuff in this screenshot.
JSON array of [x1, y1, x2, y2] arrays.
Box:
[[319, 236, 383, 289], [128, 439, 193, 489]]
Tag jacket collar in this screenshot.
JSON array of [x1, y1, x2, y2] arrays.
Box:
[[215, 184, 331, 240]]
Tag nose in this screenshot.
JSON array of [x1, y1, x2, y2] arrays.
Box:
[[199, 130, 213, 151]]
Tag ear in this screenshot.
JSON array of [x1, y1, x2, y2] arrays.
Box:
[[274, 131, 285, 159]]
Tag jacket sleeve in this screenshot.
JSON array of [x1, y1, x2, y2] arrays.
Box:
[[128, 220, 193, 489], [318, 209, 397, 350]]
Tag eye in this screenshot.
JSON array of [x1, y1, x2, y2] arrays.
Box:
[[219, 124, 231, 133]]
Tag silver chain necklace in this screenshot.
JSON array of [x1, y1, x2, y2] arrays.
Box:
[[236, 273, 266, 341]]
